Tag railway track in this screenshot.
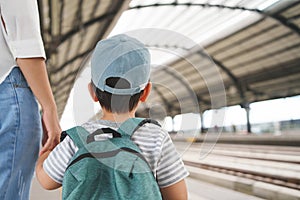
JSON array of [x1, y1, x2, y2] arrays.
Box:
[[184, 160, 300, 190], [175, 142, 300, 191]]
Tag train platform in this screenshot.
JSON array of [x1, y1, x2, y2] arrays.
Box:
[[187, 166, 300, 200], [173, 132, 300, 146], [176, 141, 300, 200]]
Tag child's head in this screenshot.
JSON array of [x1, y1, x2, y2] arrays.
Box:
[[89, 34, 151, 113]]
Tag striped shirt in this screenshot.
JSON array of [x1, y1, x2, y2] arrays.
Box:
[[44, 120, 189, 188]]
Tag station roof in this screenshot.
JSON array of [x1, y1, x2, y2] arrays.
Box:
[[39, 0, 300, 118]]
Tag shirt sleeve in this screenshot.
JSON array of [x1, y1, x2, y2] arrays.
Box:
[[156, 133, 189, 188], [43, 136, 78, 184], [0, 0, 46, 59]]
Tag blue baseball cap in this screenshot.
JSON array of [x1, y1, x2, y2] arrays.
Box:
[[91, 34, 151, 95]]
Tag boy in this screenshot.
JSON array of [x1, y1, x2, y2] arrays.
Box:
[[36, 34, 189, 199]]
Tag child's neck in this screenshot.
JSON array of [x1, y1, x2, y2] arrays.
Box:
[[101, 111, 135, 123]]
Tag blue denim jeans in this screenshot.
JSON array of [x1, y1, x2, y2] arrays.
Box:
[[0, 67, 41, 200]]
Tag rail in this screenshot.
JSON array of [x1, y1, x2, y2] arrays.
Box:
[[176, 142, 300, 191]]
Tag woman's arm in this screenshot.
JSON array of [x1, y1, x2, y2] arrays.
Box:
[[17, 58, 61, 155]]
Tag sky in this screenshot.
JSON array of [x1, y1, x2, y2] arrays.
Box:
[[202, 96, 300, 128]]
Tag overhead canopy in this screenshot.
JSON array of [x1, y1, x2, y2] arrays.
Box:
[[39, 0, 300, 119], [38, 0, 130, 116]]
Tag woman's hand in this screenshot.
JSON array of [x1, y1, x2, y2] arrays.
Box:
[[40, 108, 61, 155]]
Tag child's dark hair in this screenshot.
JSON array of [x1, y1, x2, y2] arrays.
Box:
[[91, 77, 144, 113]]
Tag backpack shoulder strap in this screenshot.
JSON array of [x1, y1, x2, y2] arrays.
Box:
[[118, 118, 161, 137], [64, 126, 90, 148]]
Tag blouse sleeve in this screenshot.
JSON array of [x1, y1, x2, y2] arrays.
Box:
[[0, 0, 46, 59]]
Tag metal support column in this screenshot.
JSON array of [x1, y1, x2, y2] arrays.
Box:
[[242, 103, 252, 134], [200, 111, 205, 134]]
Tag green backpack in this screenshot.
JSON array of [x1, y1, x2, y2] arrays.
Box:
[[61, 118, 162, 200]]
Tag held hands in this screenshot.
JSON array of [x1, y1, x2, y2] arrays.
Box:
[[40, 109, 62, 156]]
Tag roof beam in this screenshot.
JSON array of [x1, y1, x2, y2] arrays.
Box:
[[196, 50, 246, 105], [47, 12, 115, 54], [73, 0, 84, 28], [151, 84, 174, 115], [46, 1, 128, 55], [50, 1, 129, 74], [230, 43, 300, 69], [209, 23, 280, 55], [58, 0, 128, 46], [50, 47, 93, 75], [240, 58, 300, 84], [48, 0, 52, 36], [129, 1, 300, 37], [50, 0, 60, 36], [90, 0, 101, 18], [288, 13, 300, 22], [129, 2, 263, 13], [219, 32, 293, 62], [148, 43, 243, 107], [58, 0, 65, 37], [270, 13, 300, 36], [161, 67, 200, 115]]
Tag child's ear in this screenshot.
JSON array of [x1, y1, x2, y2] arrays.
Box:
[[140, 82, 152, 102], [88, 82, 99, 102]]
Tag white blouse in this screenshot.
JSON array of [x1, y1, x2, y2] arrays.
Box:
[[0, 0, 46, 84]]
